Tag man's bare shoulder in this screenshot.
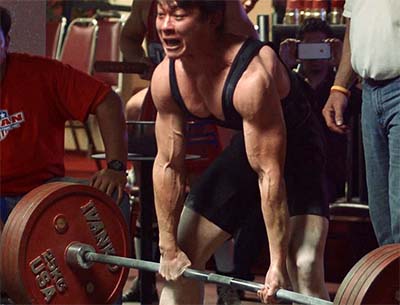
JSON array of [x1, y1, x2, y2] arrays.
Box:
[[233, 47, 282, 119], [257, 44, 281, 72], [235, 67, 272, 115], [240, 45, 278, 92], [150, 60, 174, 111]]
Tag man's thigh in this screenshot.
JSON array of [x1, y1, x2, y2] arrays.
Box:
[[185, 132, 260, 235], [178, 206, 231, 268], [285, 113, 329, 219]]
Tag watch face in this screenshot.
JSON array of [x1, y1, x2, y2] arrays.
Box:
[[108, 160, 125, 171]]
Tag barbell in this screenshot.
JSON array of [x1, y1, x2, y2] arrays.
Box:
[[0, 182, 398, 305]]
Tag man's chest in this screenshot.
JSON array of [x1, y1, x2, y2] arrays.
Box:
[[176, 72, 230, 120]]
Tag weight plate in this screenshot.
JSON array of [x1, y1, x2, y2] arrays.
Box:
[[334, 244, 400, 305], [1, 182, 130, 304]]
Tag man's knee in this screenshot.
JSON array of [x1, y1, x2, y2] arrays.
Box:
[[288, 246, 324, 279]]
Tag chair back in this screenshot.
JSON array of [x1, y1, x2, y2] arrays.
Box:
[[59, 18, 98, 74], [93, 18, 123, 92], [46, 17, 66, 59]]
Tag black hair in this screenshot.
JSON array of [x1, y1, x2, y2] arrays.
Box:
[[175, 0, 225, 16], [0, 6, 11, 37], [162, 0, 225, 30], [296, 17, 333, 40]]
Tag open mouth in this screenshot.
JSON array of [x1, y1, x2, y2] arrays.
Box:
[[164, 39, 181, 48]]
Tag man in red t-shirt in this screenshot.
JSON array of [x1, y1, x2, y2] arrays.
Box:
[[0, 7, 128, 224]]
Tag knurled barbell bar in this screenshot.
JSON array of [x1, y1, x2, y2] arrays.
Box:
[[66, 242, 333, 305], [0, 182, 399, 305]]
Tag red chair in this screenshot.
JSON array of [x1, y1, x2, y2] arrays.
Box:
[[45, 17, 66, 59], [59, 18, 98, 74], [93, 18, 124, 93], [59, 18, 101, 167]]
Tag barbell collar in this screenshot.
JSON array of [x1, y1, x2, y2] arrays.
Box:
[[65, 242, 95, 270], [66, 243, 333, 305]]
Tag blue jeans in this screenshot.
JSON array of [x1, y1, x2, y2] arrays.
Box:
[[361, 77, 400, 245]]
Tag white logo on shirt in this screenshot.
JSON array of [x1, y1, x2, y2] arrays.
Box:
[[0, 110, 25, 141]]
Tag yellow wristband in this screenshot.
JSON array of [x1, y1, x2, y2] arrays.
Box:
[[330, 85, 351, 98]]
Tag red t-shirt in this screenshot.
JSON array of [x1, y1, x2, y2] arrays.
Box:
[[0, 53, 111, 195]]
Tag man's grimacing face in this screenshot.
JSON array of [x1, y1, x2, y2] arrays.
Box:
[[156, 0, 219, 59]]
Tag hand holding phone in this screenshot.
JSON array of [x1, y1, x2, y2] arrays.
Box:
[[279, 38, 299, 69], [325, 38, 343, 67], [297, 42, 332, 60]]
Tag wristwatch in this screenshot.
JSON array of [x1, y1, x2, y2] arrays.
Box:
[[107, 160, 126, 172]]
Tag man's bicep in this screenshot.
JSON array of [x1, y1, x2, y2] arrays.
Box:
[[238, 79, 287, 175], [242, 113, 286, 176]]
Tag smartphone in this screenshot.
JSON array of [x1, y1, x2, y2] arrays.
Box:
[[297, 42, 331, 60]]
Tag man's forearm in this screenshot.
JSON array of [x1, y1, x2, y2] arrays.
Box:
[[260, 177, 290, 267], [334, 19, 356, 88], [153, 159, 186, 252], [95, 91, 128, 164]]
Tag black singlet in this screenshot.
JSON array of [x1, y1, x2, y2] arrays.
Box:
[[169, 38, 311, 131]]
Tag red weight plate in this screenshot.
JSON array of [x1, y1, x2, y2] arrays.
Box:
[[1, 182, 130, 304], [1, 182, 58, 297], [334, 244, 400, 305], [349, 245, 399, 305], [341, 246, 397, 304], [333, 244, 385, 304]]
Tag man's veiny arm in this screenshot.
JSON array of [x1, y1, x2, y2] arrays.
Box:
[[119, 0, 150, 62], [235, 64, 290, 302], [238, 74, 289, 269], [151, 68, 187, 254]]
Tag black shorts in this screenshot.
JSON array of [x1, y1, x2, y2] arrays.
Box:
[[185, 113, 328, 235]]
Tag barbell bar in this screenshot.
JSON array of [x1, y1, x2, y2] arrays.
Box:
[[1, 183, 399, 304], [66, 242, 333, 305]]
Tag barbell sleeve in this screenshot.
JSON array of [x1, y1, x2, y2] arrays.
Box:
[[66, 243, 333, 305]]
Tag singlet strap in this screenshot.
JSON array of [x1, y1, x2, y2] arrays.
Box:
[[222, 38, 267, 125], [169, 59, 192, 117]]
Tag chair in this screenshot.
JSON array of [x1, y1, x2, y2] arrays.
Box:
[[45, 17, 66, 59], [59, 18, 98, 74], [93, 17, 124, 93], [59, 18, 101, 168]]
